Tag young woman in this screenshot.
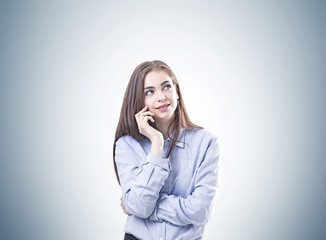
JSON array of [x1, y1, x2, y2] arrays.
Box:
[[113, 60, 220, 240]]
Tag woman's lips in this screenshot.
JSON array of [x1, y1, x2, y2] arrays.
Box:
[[156, 104, 170, 111]]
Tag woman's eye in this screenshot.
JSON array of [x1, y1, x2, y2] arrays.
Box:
[[164, 84, 171, 90], [145, 90, 154, 96]]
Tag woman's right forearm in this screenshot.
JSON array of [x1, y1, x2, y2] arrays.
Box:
[[149, 131, 164, 157], [116, 137, 170, 218], [122, 152, 171, 218], [150, 137, 164, 157]]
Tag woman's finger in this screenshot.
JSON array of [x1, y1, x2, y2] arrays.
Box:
[[136, 111, 154, 123], [144, 116, 155, 123], [142, 111, 155, 116], [136, 106, 148, 115], [135, 106, 148, 121], [139, 111, 155, 119]]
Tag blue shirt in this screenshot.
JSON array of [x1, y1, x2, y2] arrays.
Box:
[[115, 127, 220, 240]]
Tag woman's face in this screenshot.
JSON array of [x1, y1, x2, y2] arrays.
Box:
[[143, 70, 179, 124]]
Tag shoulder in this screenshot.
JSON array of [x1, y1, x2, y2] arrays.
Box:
[[186, 127, 218, 142], [185, 127, 220, 152], [116, 135, 132, 146], [115, 135, 145, 150]]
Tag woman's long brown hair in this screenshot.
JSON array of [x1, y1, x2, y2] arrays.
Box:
[[113, 60, 201, 184]]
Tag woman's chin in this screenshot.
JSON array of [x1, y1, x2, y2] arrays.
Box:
[[154, 114, 174, 124]]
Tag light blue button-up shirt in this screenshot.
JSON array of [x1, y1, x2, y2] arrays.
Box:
[[115, 127, 220, 240]]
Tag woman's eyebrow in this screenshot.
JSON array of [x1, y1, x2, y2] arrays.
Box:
[[144, 80, 171, 90]]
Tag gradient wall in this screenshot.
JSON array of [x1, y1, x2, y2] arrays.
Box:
[[1, 1, 325, 239]]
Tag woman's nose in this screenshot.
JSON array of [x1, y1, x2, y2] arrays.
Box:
[[157, 91, 166, 101]]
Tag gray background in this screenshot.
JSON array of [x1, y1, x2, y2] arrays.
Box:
[[1, 0, 325, 239]]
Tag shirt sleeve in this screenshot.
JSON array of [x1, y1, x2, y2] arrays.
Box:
[[150, 137, 220, 226], [115, 137, 171, 219]]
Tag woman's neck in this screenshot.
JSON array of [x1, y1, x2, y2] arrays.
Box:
[[155, 119, 171, 140]]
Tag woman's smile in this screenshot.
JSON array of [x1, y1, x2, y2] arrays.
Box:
[[156, 103, 170, 111]]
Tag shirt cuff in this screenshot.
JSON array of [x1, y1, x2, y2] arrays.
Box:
[[147, 153, 171, 171]]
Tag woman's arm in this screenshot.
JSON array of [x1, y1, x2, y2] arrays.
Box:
[[115, 137, 171, 219], [150, 137, 220, 226]]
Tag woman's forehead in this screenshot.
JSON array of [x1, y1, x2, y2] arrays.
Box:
[[144, 71, 173, 87]]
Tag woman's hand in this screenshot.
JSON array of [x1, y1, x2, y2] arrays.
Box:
[[120, 196, 131, 215], [135, 106, 164, 156], [135, 106, 161, 141]]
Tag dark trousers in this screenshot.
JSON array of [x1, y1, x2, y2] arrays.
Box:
[[124, 233, 139, 240]]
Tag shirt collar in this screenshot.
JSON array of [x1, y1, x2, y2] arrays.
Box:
[[167, 127, 186, 149]]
